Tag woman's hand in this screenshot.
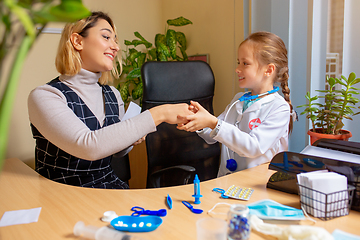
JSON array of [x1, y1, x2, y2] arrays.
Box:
[[177, 101, 218, 132], [132, 136, 146, 146], [149, 103, 194, 126]]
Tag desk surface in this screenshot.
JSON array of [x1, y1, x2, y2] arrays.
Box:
[[1, 158, 360, 239]]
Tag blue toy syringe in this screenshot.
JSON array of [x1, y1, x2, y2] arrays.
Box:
[[192, 174, 202, 204]]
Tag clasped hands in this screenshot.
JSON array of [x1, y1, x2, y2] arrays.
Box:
[[137, 101, 217, 145], [177, 101, 218, 132]]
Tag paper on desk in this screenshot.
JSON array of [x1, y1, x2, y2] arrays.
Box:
[[333, 229, 360, 240], [301, 145, 360, 164], [122, 101, 141, 121], [0, 207, 41, 227]]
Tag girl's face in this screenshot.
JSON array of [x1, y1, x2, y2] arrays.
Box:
[[76, 19, 119, 73], [235, 42, 273, 95]]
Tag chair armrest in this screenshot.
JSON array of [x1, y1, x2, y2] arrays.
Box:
[[148, 165, 196, 188]]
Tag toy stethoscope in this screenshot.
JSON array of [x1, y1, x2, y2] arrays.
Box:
[[225, 86, 280, 172]]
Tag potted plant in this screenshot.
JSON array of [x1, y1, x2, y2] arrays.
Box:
[[116, 16, 192, 106], [0, 0, 90, 170], [297, 72, 360, 145]]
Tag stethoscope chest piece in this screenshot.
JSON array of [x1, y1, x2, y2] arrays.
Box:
[[226, 159, 237, 171]]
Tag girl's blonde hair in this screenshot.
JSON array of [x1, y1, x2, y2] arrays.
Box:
[[55, 11, 122, 85], [241, 31, 293, 134]]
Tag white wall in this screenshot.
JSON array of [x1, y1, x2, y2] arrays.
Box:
[[342, 0, 360, 142], [310, 0, 328, 99], [288, 0, 310, 152]]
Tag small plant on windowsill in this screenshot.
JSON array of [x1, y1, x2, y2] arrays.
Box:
[[297, 72, 360, 144], [115, 16, 192, 107]]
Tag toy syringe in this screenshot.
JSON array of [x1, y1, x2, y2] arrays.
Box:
[[192, 174, 202, 204]]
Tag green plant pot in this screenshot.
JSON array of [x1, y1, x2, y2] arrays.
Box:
[[307, 129, 352, 145]]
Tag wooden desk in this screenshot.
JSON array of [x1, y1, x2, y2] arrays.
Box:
[[1, 158, 360, 239]]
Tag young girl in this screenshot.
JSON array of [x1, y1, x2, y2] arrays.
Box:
[[28, 12, 193, 189], [178, 31, 296, 177]]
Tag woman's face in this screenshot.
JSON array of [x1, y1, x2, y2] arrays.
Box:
[[77, 19, 119, 73]]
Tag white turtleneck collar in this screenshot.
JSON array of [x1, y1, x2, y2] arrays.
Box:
[[58, 69, 106, 124], [59, 68, 102, 86]]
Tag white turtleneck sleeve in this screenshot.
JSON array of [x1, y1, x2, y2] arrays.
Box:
[[28, 69, 156, 160]]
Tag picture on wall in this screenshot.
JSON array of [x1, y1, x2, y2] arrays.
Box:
[[188, 54, 209, 64]]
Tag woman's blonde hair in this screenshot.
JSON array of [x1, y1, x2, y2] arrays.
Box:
[[241, 31, 293, 134], [55, 11, 122, 85]]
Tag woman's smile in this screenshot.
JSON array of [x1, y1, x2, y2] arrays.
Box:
[[104, 52, 115, 61]]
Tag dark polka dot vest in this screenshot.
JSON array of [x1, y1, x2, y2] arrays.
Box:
[[31, 77, 129, 189]]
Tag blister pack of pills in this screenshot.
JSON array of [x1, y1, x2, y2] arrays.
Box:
[[224, 185, 254, 200]]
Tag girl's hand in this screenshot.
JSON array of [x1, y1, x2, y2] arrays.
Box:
[[188, 103, 198, 113], [177, 101, 218, 132]]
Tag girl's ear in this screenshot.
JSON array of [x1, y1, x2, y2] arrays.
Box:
[[265, 63, 276, 76], [70, 33, 83, 51]]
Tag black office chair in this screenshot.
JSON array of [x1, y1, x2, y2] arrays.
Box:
[[111, 153, 131, 185], [141, 61, 221, 188]]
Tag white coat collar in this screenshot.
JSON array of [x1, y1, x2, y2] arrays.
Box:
[[236, 92, 279, 113]]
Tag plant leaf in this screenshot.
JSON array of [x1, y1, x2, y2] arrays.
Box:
[[352, 78, 360, 85], [155, 34, 166, 48], [166, 29, 177, 59], [119, 83, 130, 102], [125, 39, 148, 48], [137, 53, 146, 68], [327, 77, 336, 87], [128, 51, 142, 67], [134, 31, 152, 48], [48, 0, 91, 22], [157, 52, 167, 61], [127, 68, 141, 79], [5, 1, 36, 40], [157, 42, 170, 60], [179, 46, 188, 61], [167, 16, 193, 26], [132, 81, 143, 100], [148, 48, 157, 61], [175, 31, 187, 49], [124, 40, 133, 46], [348, 72, 356, 84]]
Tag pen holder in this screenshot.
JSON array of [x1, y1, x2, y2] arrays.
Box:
[[297, 184, 355, 221]]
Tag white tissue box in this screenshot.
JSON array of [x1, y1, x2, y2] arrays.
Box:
[[298, 184, 355, 220]]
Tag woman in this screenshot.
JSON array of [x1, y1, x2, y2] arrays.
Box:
[[28, 11, 192, 189]]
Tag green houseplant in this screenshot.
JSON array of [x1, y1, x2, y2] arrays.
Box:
[[0, 0, 90, 170], [297, 72, 360, 144], [116, 16, 192, 106]]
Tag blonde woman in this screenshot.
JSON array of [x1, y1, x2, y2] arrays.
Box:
[[28, 12, 192, 189]]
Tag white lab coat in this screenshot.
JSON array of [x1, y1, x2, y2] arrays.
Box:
[[198, 92, 290, 177]]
